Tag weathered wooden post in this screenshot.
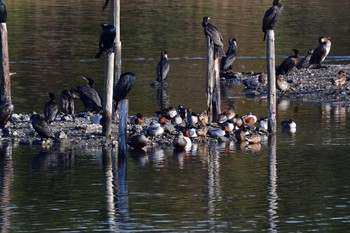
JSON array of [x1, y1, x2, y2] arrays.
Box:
[[266, 30, 277, 133], [102, 51, 115, 137], [0, 22, 11, 104], [117, 99, 128, 156], [206, 37, 221, 123], [110, 0, 121, 85]]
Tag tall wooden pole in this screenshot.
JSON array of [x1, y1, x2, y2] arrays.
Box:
[[102, 52, 115, 136], [266, 30, 276, 133], [206, 38, 221, 123], [0, 23, 11, 105], [112, 0, 121, 84]]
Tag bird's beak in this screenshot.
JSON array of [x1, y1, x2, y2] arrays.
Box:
[[234, 41, 238, 48]]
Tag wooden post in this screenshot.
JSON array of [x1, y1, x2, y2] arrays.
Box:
[[266, 30, 276, 133], [102, 52, 115, 137], [118, 99, 128, 157], [0, 23, 11, 104], [206, 37, 221, 123], [111, 0, 121, 85]]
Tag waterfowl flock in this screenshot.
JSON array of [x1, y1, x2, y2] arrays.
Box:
[[0, 0, 348, 151]]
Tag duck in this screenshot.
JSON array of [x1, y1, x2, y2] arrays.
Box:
[[233, 114, 243, 129], [331, 70, 347, 87], [296, 49, 314, 69], [258, 117, 269, 131], [309, 36, 331, 68], [281, 119, 297, 133], [44, 92, 59, 124], [186, 108, 198, 127], [128, 133, 148, 150], [208, 125, 230, 139], [132, 113, 146, 125], [235, 127, 249, 143], [223, 107, 236, 120], [146, 121, 164, 137], [173, 131, 192, 151], [258, 72, 268, 85], [276, 49, 299, 75], [246, 131, 261, 144], [198, 111, 209, 126], [276, 74, 290, 92], [242, 113, 258, 127]]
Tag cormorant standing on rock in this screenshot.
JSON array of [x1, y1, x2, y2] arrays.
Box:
[[220, 37, 238, 74], [309, 36, 331, 69], [156, 50, 170, 84], [30, 114, 56, 140], [113, 72, 136, 110], [262, 0, 283, 41], [0, 0, 7, 23], [95, 24, 116, 59], [202, 16, 226, 57], [0, 102, 13, 128], [44, 92, 58, 124], [276, 49, 299, 75], [59, 89, 75, 119], [296, 49, 314, 69], [75, 77, 102, 113]]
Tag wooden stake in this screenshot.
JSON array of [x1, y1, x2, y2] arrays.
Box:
[[111, 0, 121, 85], [118, 99, 128, 157], [206, 37, 221, 123], [0, 23, 11, 104], [266, 30, 276, 134], [102, 52, 115, 137]]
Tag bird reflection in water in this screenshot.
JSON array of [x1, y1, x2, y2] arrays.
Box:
[[129, 148, 149, 167], [147, 146, 166, 171], [156, 86, 171, 113], [30, 145, 75, 173]]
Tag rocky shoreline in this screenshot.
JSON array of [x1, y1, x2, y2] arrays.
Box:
[[1, 64, 349, 149]]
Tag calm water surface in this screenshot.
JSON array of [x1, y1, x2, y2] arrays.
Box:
[[1, 0, 350, 232]]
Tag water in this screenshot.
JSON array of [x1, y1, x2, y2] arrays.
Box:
[[2, 0, 350, 232]]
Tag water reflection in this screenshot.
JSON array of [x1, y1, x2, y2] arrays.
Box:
[[156, 87, 170, 112], [267, 135, 278, 232], [0, 142, 13, 233]]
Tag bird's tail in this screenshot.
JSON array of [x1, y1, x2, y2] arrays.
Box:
[[95, 50, 103, 59]]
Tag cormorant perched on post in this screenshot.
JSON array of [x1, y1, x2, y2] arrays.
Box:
[[95, 24, 116, 59], [220, 37, 238, 74], [74, 77, 102, 113], [156, 50, 170, 84], [59, 89, 75, 120], [276, 49, 299, 75], [0, 0, 7, 23], [102, 0, 109, 10], [308, 36, 331, 69], [30, 114, 56, 140], [0, 102, 13, 128], [262, 0, 283, 41], [296, 49, 314, 69], [113, 72, 136, 110], [44, 92, 58, 124], [202, 16, 226, 57]]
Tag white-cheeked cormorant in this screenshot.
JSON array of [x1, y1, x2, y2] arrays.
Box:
[[95, 24, 116, 59], [156, 50, 170, 84], [308, 36, 331, 69], [262, 0, 283, 41], [113, 72, 136, 110], [44, 92, 58, 124], [276, 49, 299, 75], [202, 16, 226, 57], [296, 49, 314, 69], [220, 37, 237, 74]]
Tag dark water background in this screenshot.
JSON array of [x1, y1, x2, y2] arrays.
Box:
[[1, 0, 350, 232]]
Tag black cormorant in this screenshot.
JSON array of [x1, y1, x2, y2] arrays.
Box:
[[30, 114, 56, 140], [296, 49, 314, 69], [74, 77, 103, 112], [44, 92, 58, 124], [113, 72, 136, 109], [0, 0, 6, 23], [95, 24, 116, 59], [276, 49, 299, 75], [0, 102, 13, 128], [202, 16, 226, 57], [309, 36, 331, 68], [220, 37, 238, 74], [262, 0, 283, 41], [59, 89, 75, 119], [156, 50, 170, 84]]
